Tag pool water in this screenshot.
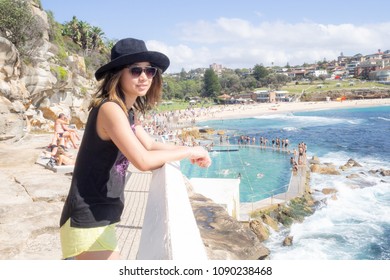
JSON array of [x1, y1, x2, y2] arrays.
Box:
[[180, 145, 292, 203]]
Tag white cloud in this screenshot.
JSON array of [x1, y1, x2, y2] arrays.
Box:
[[149, 18, 390, 73]]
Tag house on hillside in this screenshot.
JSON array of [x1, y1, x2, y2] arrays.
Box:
[[288, 69, 306, 79], [346, 61, 360, 77], [210, 63, 223, 76], [369, 67, 390, 81], [356, 60, 381, 79]]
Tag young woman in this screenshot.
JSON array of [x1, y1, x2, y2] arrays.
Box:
[[59, 38, 211, 260]]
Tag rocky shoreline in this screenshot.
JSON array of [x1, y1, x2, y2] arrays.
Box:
[[0, 133, 70, 259], [246, 155, 390, 253]]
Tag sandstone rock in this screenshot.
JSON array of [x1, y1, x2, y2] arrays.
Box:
[[308, 155, 320, 164], [21, 64, 56, 96], [340, 158, 362, 170], [190, 193, 270, 260], [282, 236, 293, 246], [346, 173, 360, 179], [322, 188, 338, 195], [0, 134, 69, 259], [249, 219, 270, 242], [261, 214, 279, 232], [310, 163, 341, 175], [379, 169, 390, 176], [0, 96, 26, 141], [66, 54, 87, 76], [0, 37, 20, 79]]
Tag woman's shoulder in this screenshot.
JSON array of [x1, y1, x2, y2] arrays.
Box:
[[99, 101, 124, 113]]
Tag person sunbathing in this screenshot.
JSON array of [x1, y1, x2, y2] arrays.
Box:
[[54, 146, 75, 166], [55, 113, 79, 149]]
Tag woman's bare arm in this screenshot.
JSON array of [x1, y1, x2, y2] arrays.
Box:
[[97, 102, 211, 171]]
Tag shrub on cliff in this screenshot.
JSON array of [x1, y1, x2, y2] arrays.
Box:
[[0, 0, 45, 58]]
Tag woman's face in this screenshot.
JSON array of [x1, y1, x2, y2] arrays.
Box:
[[120, 62, 154, 101]]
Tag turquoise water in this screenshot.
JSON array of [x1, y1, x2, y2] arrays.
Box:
[[181, 146, 292, 202], [181, 105, 390, 260]]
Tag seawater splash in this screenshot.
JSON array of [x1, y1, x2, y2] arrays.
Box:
[[265, 156, 390, 260]]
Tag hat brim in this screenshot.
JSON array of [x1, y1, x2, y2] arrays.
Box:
[[95, 51, 170, 80]]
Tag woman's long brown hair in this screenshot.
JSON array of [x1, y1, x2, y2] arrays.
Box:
[[89, 67, 163, 116]]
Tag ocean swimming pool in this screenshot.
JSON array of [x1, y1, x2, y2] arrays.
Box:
[[180, 145, 292, 203], [182, 106, 390, 259]]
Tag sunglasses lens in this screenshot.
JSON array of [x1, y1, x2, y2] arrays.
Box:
[[145, 67, 157, 78], [130, 67, 143, 77], [129, 67, 157, 78]]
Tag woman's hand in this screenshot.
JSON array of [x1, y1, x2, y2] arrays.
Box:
[[188, 146, 212, 168]]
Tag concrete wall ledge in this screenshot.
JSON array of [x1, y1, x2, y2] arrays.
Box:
[[137, 162, 207, 260]]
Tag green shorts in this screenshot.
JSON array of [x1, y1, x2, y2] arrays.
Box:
[[60, 219, 119, 259]]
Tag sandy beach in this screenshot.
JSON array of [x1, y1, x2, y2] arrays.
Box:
[[192, 98, 390, 123], [0, 98, 389, 260]]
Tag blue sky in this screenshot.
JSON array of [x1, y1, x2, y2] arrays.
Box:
[[40, 0, 390, 73]]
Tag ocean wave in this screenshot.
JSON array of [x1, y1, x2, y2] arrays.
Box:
[[267, 177, 390, 259], [254, 114, 363, 128], [378, 117, 390, 122], [282, 126, 299, 131]]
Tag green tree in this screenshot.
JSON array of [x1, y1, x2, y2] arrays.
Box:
[[62, 16, 81, 45], [181, 79, 202, 99], [90, 26, 105, 51], [62, 16, 105, 55], [0, 0, 45, 57], [202, 68, 221, 98], [252, 64, 269, 81], [77, 20, 92, 53], [241, 74, 258, 89], [219, 70, 242, 93], [265, 74, 291, 90], [163, 77, 181, 100], [179, 68, 187, 80]]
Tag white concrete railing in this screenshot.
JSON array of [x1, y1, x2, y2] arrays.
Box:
[[136, 162, 208, 260]]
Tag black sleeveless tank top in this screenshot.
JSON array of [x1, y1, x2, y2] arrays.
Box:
[[59, 100, 134, 228]]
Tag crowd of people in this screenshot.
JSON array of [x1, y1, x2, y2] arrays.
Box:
[[215, 132, 307, 175], [234, 134, 290, 150]]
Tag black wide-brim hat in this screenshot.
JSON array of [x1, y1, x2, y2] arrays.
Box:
[[95, 38, 170, 81]]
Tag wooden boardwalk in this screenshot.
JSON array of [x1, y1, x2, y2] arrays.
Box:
[[116, 167, 152, 260]]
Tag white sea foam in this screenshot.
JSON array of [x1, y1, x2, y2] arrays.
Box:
[[266, 166, 390, 260], [378, 117, 390, 122], [282, 126, 299, 131], [254, 113, 364, 129]]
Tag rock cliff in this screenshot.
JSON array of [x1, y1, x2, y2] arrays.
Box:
[[0, 1, 95, 143]]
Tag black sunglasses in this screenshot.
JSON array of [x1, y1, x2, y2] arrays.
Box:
[[127, 66, 158, 79]]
